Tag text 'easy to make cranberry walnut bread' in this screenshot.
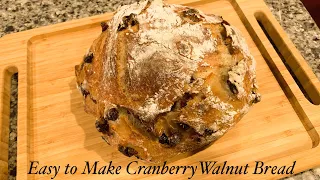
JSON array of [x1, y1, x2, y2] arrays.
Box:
[[75, 0, 261, 163]]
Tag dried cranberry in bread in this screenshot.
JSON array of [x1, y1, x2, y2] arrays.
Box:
[[75, 0, 261, 163]]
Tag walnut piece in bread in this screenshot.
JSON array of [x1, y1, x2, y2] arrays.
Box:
[[75, 0, 261, 163]]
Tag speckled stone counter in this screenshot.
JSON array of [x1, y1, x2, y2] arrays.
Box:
[[1, 0, 320, 179]]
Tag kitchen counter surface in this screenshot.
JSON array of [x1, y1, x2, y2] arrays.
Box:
[[0, 0, 319, 179]]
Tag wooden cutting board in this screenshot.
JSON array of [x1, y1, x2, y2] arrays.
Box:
[[1, 0, 320, 179]]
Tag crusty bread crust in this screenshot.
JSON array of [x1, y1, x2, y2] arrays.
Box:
[[75, 0, 260, 163]]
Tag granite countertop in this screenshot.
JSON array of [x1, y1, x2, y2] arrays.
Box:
[[1, 0, 320, 180]]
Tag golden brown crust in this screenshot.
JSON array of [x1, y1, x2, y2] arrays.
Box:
[[75, 0, 260, 163]]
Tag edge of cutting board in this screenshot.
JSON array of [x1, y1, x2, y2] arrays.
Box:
[[0, 0, 319, 179], [0, 12, 116, 180]]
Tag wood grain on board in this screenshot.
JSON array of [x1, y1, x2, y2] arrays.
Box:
[[0, 0, 319, 179]]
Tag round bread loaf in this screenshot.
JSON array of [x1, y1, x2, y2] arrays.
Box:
[[75, 0, 261, 163]]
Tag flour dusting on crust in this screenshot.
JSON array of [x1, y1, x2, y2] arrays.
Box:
[[119, 1, 219, 120], [228, 59, 248, 99], [104, 0, 149, 77]]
